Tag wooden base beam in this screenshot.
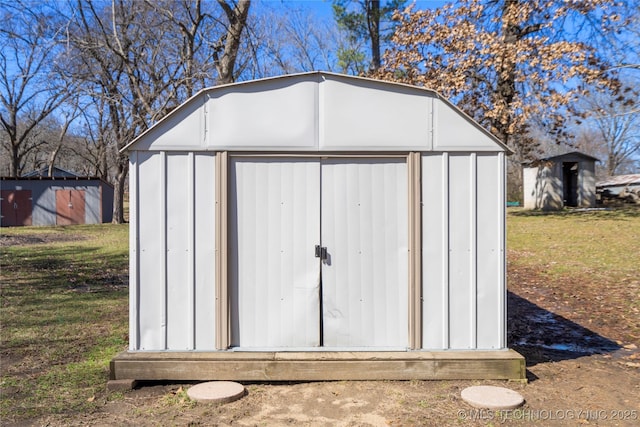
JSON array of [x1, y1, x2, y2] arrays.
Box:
[[110, 350, 525, 381]]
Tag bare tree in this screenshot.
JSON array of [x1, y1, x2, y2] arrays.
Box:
[[214, 1, 251, 84], [46, 103, 80, 177], [242, 5, 338, 78], [62, 0, 251, 223], [0, 1, 69, 177], [145, 0, 211, 97], [577, 83, 640, 176]]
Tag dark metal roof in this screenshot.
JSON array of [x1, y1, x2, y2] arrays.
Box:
[[22, 166, 81, 178], [0, 175, 114, 188]]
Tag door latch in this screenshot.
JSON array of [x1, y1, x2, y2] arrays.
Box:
[[315, 245, 327, 260]]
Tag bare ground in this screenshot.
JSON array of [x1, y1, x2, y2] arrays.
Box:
[[29, 259, 640, 426]]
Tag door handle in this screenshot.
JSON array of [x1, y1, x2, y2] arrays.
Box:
[[315, 245, 327, 260]]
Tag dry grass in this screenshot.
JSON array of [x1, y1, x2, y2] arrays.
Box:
[[0, 225, 129, 421], [507, 207, 640, 343], [1, 208, 639, 425]]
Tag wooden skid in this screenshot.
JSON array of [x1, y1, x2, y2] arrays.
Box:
[[110, 350, 525, 381]]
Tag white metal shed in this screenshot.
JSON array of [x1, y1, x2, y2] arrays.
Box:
[[523, 151, 598, 210], [112, 72, 523, 382]]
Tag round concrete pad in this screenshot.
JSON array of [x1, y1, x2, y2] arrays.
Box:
[[187, 381, 245, 403], [461, 385, 524, 410]]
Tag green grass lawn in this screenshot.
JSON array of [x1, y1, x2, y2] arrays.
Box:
[[508, 207, 640, 282], [507, 207, 640, 344], [1, 225, 129, 421]]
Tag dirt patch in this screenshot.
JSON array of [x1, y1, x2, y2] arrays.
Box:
[[34, 359, 639, 426], [0, 233, 86, 247], [508, 254, 640, 354], [26, 259, 640, 426]]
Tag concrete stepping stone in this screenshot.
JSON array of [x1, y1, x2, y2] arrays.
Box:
[[461, 385, 524, 409], [187, 381, 245, 403]]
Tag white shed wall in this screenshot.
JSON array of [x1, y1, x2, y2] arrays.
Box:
[[130, 150, 506, 352], [130, 151, 216, 351], [421, 152, 505, 350], [126, 72, 509, 354], [577, 161, 597, 207], [523, 164, 563, 210]]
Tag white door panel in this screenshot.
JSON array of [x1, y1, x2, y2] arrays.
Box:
[[230, 158, 321, 347], [321, 159, 409, 347], [230, 157, 408, 349]]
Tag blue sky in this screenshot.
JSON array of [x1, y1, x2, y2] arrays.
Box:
[[256, 0, 450, 19]]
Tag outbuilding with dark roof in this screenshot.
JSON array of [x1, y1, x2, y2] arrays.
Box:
[[1, 167, 113, 226]]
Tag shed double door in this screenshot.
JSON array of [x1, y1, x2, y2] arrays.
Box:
[[230, 157, 408, 349]]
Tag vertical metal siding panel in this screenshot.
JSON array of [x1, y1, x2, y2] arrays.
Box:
[[166, 153, 191, 350], [470, 153, 478, 349], [160, 152, 168, 349], [421, 154, 446, 349], [499, 152, 506, 348], [322, 159, 408, 347], [129, 153, 139, 350], [476, 153, 502, 349], [448, 153, 473, 349], [442, 154, 450, 349], [230, 158, 320, 347], [194, 153, 216, 350], [137, 152, 164, 350], [161, 152, 168, 349], [188, 153, 195, 350]]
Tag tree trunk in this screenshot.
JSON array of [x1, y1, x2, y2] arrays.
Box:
[[10, 143, 19, 177], [495, 0, 519, 148], [366, 0, 381, 72], [215, 0, 251, 85], [47, 144, 62, 177], [112, 156, 129, 224]]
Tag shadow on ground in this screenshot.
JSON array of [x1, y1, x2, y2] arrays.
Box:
[[507, 291, 620, 372]]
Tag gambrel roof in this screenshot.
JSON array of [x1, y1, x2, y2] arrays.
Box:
[[124, 71, 509, 153]]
